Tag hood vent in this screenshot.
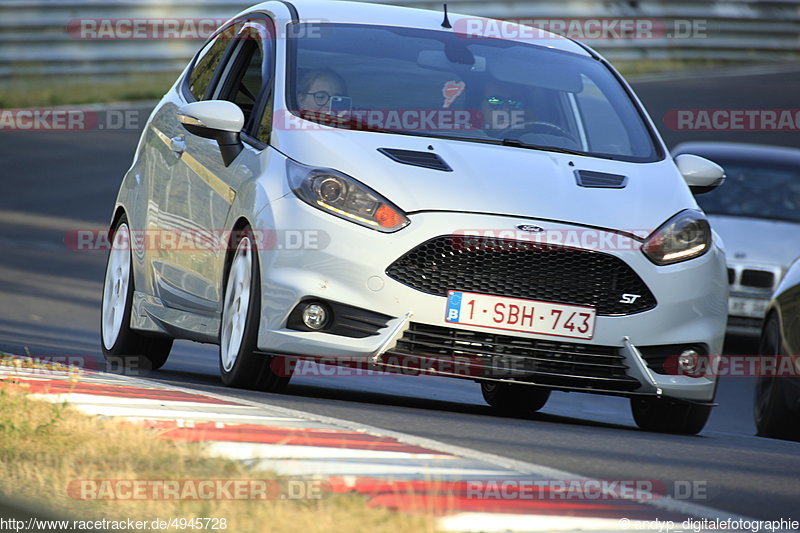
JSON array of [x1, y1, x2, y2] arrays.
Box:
[[575, 170, 627, 188], [378, 148, 452, 172]]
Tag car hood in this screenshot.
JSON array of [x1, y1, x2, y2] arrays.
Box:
[[273, 127, 694, 234], [708, 215, 800, 268]]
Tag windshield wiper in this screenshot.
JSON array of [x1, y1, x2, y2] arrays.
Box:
[[501, 138, 588, 157]]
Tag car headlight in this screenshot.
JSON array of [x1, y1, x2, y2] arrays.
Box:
[[286, 159, 409, 232], [642, 210, 711, 265]]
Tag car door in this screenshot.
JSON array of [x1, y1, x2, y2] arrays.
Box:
[[156, 17, 275, 317]]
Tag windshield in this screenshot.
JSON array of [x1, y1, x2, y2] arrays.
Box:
[[695, 160, 800, 223], [287, 23, 659, 162]]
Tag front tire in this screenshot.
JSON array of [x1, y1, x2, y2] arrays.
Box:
[[481, 382, 551, 414], [219, 227, 292, 392], [754, 314, 800, 440], [101, 217, 172, 371], [630, 397, 711, 435]]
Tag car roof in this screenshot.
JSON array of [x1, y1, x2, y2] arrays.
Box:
[[672, 141, 800, 165], [249, 0, 591, 57]]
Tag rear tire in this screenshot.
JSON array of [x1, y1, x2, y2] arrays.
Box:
[[754, 314, 800, 440], [219, 226, 292, 392], [101, 216, 172, 371], [630, 397, 711, 434], [481, 382, 551, 414]]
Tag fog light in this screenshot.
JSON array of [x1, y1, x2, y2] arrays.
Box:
[[678, 349, 700, 372], [302, 303, 329, 330]]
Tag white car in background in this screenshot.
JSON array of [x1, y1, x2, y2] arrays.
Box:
[[101, 0, 728, 434], [672, 142, 800, 337]]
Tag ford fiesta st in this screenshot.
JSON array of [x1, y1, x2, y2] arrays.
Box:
[[101, 0, 729, 434]]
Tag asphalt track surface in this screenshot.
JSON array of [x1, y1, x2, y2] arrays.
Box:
[[1, 65, 799, 522]]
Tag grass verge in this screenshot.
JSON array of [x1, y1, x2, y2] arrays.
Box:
[[0, 372, 438, 533], [0, 73, 178, 108]]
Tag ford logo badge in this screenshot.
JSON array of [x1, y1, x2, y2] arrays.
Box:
[[516, 224, 544, 233]]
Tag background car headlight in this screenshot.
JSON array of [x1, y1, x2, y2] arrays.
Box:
[[287, 160, 409, 232], [642, 210, 711, 265]]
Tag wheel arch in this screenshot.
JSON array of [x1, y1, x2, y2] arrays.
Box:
[[109, 206, 127, 238], [221, 217, 257, 301]]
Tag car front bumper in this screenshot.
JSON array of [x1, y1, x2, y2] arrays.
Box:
[[253, 197, 728, 402]]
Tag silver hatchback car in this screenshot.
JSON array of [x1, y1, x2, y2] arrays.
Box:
[[102, 0, 728, 433]]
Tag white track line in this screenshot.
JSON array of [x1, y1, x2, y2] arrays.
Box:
[[440, 513, 626, 532], [203, 442, 458, 461]]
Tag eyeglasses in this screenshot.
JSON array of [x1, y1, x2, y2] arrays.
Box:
[[300, 91, 334, 106], [486, 96, 523, 110]]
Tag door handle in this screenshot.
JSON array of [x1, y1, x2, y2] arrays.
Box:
[[169, 135, 186, 157]]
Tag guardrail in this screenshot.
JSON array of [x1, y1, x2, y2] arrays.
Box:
[[0, 0, 798, 81]]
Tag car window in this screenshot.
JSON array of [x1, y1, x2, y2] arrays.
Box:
[[228, 42, 263, 123], [695, 161, 800, 223], [288, 23, 659, 162], [575, 76, 637, 157], [187, 24, 241, 101], [213, 20, 275, 144]]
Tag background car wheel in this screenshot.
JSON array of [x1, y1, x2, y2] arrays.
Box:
[[630, 397, 711, 434], [219, 226, 292, 392], [101, 216, 173, 371], [481, 382, 551, 414], [754, 314, 800, 440]]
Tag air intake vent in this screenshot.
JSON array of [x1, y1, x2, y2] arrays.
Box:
[[575, 170, 627, 188], [741, 269, 775, 289], [378, 148, 452, 171]]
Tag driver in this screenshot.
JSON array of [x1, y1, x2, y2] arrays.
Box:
[[296, 68, 348, 113], [480, 80, 532, 138]]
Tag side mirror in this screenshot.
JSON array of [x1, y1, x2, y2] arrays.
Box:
[[177, 100, 245, 167], [674, 154, 725, 195]]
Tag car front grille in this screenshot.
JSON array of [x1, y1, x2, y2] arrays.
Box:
[[386, 235, 656, 316], [740, 269, 775, 289], [727, 316, 764, 331], [728, 266, 778, 292], [383, 322, 641, 392]]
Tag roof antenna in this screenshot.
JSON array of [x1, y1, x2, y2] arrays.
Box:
[[441, 3, 452, 28]]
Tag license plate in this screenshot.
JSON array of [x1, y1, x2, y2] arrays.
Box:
[[445, 291, 596, 340], [728, 297, 769, 319]]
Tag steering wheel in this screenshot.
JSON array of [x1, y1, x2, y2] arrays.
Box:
[[496, 120, 574, 141]]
